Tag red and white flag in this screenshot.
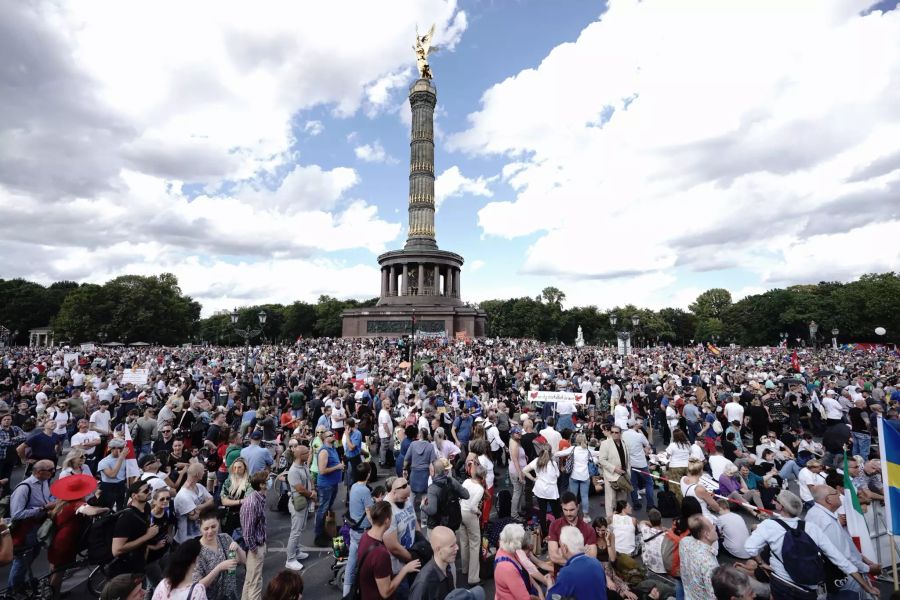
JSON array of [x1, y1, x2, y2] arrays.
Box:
[[843, 452, 876, 561], [123, 424, 141, 478], [791, 350, 800, 372]]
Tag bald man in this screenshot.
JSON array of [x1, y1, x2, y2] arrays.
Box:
[[8, 459, 59, 591], [408, 525, 481, 600]]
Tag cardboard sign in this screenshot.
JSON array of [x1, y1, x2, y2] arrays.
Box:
[[121, 368, 149, 385], [455, 331, 467, 340], [80, 343, 95, 352], [527, 390, 586, 404]]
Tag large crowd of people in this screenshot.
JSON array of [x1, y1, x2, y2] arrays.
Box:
[[0, 336, 897, 600]]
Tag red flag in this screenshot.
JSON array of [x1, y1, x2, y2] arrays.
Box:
[[791, 350, 800, 372]]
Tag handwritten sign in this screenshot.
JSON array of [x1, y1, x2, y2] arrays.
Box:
[[527, 391, 585, 404], [121, 368, 149, 385]]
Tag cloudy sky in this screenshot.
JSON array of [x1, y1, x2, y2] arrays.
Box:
[[2, 0, 899, 316]]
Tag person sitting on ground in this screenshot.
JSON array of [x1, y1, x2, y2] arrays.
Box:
[[718, 464, 764, 510]]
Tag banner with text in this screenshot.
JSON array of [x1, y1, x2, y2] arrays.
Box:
[[527, 390, 586, 404]]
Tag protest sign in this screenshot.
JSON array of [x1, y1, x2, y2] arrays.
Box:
[[122, 368, 149, 385]]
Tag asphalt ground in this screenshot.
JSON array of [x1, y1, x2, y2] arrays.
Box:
[[2, 445, 898, 599]]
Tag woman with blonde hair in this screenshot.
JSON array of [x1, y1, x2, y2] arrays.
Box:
[[59, 448, 92, 479], [432, 427, 460, 462], [220, 458, 250, 536], [555, 433, 601, 519], [665, 428, 692, 503], [680, 458, 720, 523]]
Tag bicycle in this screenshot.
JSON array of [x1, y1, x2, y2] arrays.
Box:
[[0, 547, 107, 600]]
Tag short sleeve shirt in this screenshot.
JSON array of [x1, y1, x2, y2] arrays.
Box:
[[547, 517, 597, 573], [111, 506, 149, 575], [358, 534, 393, 600], [386, 501, 418, 574], [174, 484, 212, 543]]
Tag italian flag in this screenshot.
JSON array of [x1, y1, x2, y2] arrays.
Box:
[[843, 452, 876, 561]]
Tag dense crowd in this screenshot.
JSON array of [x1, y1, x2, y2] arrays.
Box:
[[0, 337, 897, 600]]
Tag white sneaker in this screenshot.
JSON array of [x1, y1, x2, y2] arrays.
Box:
[[285, 560, 304, 571], [296, 551, 309, 560]]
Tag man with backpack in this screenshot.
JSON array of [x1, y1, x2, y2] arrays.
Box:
[[744, 490, 879, 600], [423, 458, 469, 534]]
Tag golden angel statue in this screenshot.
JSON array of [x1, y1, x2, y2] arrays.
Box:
[[414, 24, 437, 79]]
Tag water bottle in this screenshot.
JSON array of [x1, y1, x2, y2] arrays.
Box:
[[228, 549, 236, 574]]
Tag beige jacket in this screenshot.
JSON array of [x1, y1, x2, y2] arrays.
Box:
[[597, 437, 630, 482]]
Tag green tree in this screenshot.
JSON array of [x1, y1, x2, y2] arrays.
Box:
[[541, 286, 566, 306], [689, 288, 733, 320]]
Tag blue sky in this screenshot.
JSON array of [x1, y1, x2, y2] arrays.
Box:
[[1, 0, 899, 316]]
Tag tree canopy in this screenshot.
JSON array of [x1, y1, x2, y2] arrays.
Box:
[[1, 272, 897, 346]]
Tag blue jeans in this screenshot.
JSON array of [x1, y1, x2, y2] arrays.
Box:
[[140, 443, 152, 458], [8, 530, 38, 590], [569, 478, 590, 512], [631, 467, 656, 508], [779, 459, 801, 481], [314, 484, 338, 538], [343, 528, 364, 596], [851, 432, 871, 461]]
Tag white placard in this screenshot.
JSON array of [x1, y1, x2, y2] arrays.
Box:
[[80, 343, 95, 352], [525, 390, 586, 404], [63, 352, 79, 366], [355, 366, 369, 379], [122, 368, 149, 385]]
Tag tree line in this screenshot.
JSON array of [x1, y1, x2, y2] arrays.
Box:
[[0, 272, 897, 346]]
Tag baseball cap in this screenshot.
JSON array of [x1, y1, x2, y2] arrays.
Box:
[[138, 454, 160, 469], [250, 430, 264, 440], [108, 439, 126, 449]]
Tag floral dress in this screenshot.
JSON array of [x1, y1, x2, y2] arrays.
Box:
[[193, 533, 241, 600]]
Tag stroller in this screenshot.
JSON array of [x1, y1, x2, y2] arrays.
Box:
[[327, 516, 352, 589]]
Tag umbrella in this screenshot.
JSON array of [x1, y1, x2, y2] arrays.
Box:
[[779, 377, 804, 386], [130, 342, 150, 346], [103, 342, 124, 346]]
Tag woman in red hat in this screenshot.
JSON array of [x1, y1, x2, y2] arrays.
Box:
[[48, 474, 110, 598]]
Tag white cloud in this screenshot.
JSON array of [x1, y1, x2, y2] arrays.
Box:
[[469, 259, 485, 272], [304, 120, 324, 136], [449, 0, 900, 288], [434, 166, 494, 210], [354, 141, 396, 163], [0, 0, 469, 312]]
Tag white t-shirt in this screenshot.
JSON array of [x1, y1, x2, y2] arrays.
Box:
[[90, 410, 111, 434], [331, 406, 346, 430], [527, 458, 560, 500], [141, 471, 169, 492], [724, 401, 744, 424], [174, 483, 212, 543], [717, 511, 751, 558], [71, 430, 101, 456], [823, 397, 843, 420], [378, 409, 393, 439], [798, 467, 826, 502], [72, 371, 85, 387], [666, 406, 679, 431], [460, 478, 485, 513], [48, 408, 70, 435], [666, 443, 692, 468], [709, 455, 735, 481], [613, 404, 631, 430], [478, 454, 495, 489]]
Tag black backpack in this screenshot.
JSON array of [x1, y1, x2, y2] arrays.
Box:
[[85, 511, 120, 565], [426, 479, 462, 531], [657, 489, 679, 518], [772, 519, 824, 586]]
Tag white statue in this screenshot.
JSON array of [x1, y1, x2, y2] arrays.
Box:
[[414, 24, 438, 79], [575, 325, 585, 348]]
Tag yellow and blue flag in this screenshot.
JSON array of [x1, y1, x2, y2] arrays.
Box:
[[877, 415, 900, 534]]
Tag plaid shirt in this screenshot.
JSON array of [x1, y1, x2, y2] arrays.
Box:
[[0, 425, 26, 461], [239, 489, 267, 552]]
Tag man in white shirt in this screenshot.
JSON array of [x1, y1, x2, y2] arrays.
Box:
[[377, 399, 394, 467], [822, 390, 843, 426], [90, 400, 112, 436], [745, 490, 876, 599], [622, 419, 654, 510], [723, 394, 744, 424], [539, 418, 562, 453], [716, 499, 751, 559], [806, 484, 880, 596], [613, 398, 631, 431], [71, 418, 101, 471], [174, 463, 214, 543], [71, 366, 85, 389], [797, 460, 826, 509], [708, 446, 735, 481]]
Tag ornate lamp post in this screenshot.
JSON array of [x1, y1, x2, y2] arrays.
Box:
[[231, 309, 267, 371], [98, 331, 107, 345], [831, 327, 839, 350], [779, 332, 788, 347], [808, 320, 818, 349], [610, 314, 640, 355]]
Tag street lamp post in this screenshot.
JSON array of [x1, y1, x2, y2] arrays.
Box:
[[609, 314, 640, 355], [831, 327, 839, 350], [780, 332, 788, 347], [808, 320, 818, 349], [231, 309, 267, 371], [98, 332, 107, 345]]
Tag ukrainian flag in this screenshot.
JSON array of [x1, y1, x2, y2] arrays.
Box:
[[877, 415, 900, 534]]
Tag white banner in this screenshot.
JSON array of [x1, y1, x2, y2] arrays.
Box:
[[416, 330, 446, 339], [355, 366, 369, 379], [63, 352, 79, 366], [80, 343, 95, 352], [122, 368, 149, 385], [526, 390, 586, 404]]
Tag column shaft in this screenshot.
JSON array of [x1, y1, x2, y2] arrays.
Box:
[[446, 269, 453, 297], [417, 264, 424, 295], [455, 268, 461, 298], [401, 264, 409, 296], [390, 266, 397, 295], [433, 265, 440, 295]]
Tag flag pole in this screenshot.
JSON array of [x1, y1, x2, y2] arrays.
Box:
[[892, 536, 898, 592], [877, 415, 899, 591]]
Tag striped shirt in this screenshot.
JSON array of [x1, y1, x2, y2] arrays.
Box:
[[239, 489, 267, 552], [0, 425, 26, 461]]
